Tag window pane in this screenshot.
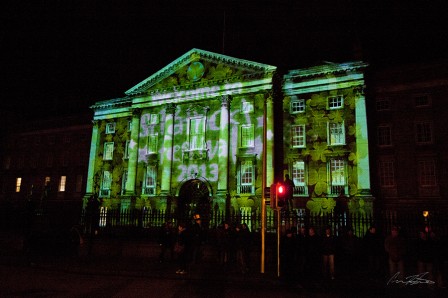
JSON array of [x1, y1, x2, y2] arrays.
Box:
[[291, 125, 305, 147], [379, 161, 395, 187]]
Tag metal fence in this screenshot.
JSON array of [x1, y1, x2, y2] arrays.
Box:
[[81, 207, 448, 240]]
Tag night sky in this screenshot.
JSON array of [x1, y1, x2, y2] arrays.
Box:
[[2, 0, 447, 120]]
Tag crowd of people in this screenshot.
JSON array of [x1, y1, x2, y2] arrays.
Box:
[[158, 216, 447, 288], [279, 224, 447, 288]]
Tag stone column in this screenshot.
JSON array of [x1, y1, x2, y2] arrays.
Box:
[[354, 87, 373, 203], [265, 93, 275, 187], [125, 108, 141, 195], [161, 103, 176, 195], [216, 95, 231, 208]]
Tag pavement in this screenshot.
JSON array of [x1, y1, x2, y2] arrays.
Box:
[[1, 229, 447, 297]]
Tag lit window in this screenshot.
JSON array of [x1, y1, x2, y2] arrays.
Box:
[[291, 125, 306, 148], [378, 126, 392, 146], [419, 160, 437, 187], [58, 176, 66, 192], [106, 122, 116, 134], [147, 134, 158, 154], [103, 142, 114, 160], [16, 177, 22, 192], [290, 97, 305, 113], [328, 122, 345, 145], [100, 171, 111, 197], [329, 159, 346, 195], [143, 166, 156, 195], [415, 122, 432, 144], [328, 96, 343, 109], [238, 160, 254, 194], [292, 161, 307, 195], [188, 117, 205, 150], [240, 125, 254, 148], [379, 160, 395, 187]]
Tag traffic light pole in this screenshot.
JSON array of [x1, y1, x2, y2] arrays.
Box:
[[276, 208, 281, 278]]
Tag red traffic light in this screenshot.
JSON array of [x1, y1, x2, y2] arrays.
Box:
[[277, 184, 285, 194]]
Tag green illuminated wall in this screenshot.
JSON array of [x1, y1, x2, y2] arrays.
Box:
[[85, 49, 276, 215]]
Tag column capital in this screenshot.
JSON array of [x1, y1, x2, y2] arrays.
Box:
[[166, 103, 176, 115], [91, 120, 99, 127], [131, 108, 141, 118], [221, 95, 232, 108]]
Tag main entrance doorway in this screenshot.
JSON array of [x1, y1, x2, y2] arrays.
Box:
[[177, 178, 211, 225]]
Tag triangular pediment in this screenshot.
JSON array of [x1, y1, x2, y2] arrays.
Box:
[[125, 48, 276, 96]]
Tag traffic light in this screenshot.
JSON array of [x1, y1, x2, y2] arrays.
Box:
[[276, 183, 287, 209]]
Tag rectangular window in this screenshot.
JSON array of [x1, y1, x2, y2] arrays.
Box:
[[189, 117, 205, 150], [329, 159, 346, 195], [415, 122, 432, 144], [379, 160, 395, 187], [100, 171, 112, 197], [121, 171, 128, 195], [143, 166, 156, 195], [240, 125, 255, 148], [378, 126, 392, 146], [147, 134, 158, 154], [58, 176, 66, 192], [328, 122, 345, 145], [75, 175, 83, 193], [419, 160, 437, 186], [106, 122, 116, 134], [241, 100, 254, 114], [291, 125, 306, 148], [376, 98, 390, 111], [238, 160, 254, 194], [103, 142, 114, 160], [292, 161, 307, 195], [415, 95, 430, 107], [290, 96, 306, 113], [16, 177, 22, 192], [328, 95, 343, 109], [46, 155, 53, 167], [124, 140, 130, 159]]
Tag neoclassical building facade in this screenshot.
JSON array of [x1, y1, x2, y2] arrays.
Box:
[[85, 49, 277, 220]]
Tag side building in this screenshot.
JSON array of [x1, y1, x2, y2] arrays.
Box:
[[369, 60, 448, 214], [282, 62, 374, 219], [0, 114, 92, 228]]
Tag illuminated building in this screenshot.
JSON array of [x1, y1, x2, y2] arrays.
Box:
[[85, 49, 277, 220], [85, 48, 374, 222], [283, 62, 374, 216]]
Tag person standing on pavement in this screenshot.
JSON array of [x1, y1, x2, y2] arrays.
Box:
[[190, 214, 206, 264], [384, 225, 407, 279], [363, 225, 384, 278], [175, 222, 190, 275], [283, 174, 295, 211], [321, 226, 336, 280], [158, 221, 175, 263], [304, 226, 322, 282]]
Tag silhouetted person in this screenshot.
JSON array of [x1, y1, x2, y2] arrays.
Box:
[[363, 225, 384, 277], [305, 227, 322, 282], [175, 222, 190, 274], [283, 174, 295, 211], [158, 221, 175, 263], [385, 226, 407, 279], [190, 214, 206, 264]]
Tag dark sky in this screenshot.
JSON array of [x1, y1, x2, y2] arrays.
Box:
[[1, 0, 447, 120]]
